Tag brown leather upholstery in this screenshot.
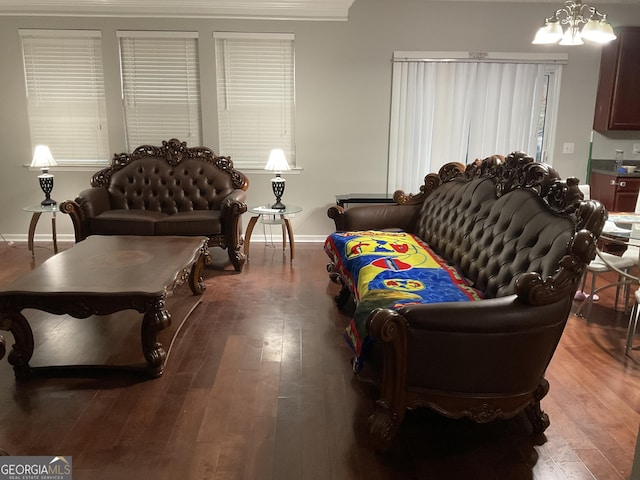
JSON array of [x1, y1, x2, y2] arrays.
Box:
[[415, 178, 576, 298], [326, 152, 607, 452], [61, 139, 249, 272]]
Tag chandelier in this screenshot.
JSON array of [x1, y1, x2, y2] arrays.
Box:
[[532, 0, 617, 46]]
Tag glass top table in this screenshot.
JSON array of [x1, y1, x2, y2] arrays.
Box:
[[244, 204, 302, 261], [577, 213, 640, 320], [23, 203, 60, 258], [248, 204, 302, 216]]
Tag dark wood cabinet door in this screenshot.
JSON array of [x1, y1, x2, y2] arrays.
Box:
[[590, 172, 640, 212], [593, 27, 640, 131], [615, 189, 640, 212]]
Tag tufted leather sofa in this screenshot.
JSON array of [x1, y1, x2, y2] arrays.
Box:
[[60, 139, 249, 272], [326, 152, 607, 452]]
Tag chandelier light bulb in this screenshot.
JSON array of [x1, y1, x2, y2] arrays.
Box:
[[559, 28, 584, 45]]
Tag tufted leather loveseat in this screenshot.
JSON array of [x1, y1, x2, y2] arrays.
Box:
[[326, 152, 607, 452], [61, 139, 249, 272]]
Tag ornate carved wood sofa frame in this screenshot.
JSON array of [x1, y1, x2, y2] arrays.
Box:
[[61, 139, 249, 272], [325, 152, 607, 452]]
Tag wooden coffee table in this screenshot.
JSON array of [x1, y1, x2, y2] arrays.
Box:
[[0, 235, 210, 379]]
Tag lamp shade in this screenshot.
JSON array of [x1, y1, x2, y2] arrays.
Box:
[[31, 145, 57, 169], [265, 148, 291, 173], [532, 22, 564, 44], [581, 19, 617, 43]]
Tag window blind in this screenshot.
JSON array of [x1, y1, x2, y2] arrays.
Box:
[[118, 31, 202, 149], [20, 29, 110, 166], [214, 32, 295, 168]]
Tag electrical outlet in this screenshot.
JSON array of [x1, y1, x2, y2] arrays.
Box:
[[634, 143, 640, 155], [562, 142, 575, 154]]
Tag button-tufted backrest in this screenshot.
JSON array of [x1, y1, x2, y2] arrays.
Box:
[[90, 139, 248, 214], [415, 168, 575, 299], [107, 156, 234, 213]]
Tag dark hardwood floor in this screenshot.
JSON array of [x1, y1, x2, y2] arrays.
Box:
[[0, 240, 639, 480]]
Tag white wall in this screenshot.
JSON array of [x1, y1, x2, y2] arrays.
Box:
[[1, 0, 639, 244]]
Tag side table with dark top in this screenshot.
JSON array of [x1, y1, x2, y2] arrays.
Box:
[[335, 193, 395, 208], [0, 235, 210, 379]]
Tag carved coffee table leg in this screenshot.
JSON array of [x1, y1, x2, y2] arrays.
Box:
[[188, 250, 209, 295], [3, 311, 35, 380], [141, 299, 171, 378]]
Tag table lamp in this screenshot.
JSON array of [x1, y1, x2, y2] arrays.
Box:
[[265, 148, 291, 210], [31, 144, 57, 206]]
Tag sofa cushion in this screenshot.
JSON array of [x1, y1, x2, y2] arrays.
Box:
[[90, 209, 166, 236], [155, 210, 222, 236]]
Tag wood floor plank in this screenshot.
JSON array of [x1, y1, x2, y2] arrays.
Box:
[[272, 396, 302, 480], [186, 441, 223, 480], [243, 414, 276, 480], [197, 335, 249, 443]]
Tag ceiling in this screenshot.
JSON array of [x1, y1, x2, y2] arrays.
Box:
[[0, 0, 356, 20], [0, 0, 637, 21]]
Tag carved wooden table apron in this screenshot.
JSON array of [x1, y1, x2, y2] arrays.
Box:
[[0, 235, 210, 379]]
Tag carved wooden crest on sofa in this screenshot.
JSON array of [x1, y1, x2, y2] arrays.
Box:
[[326, 151, 607, 452], [61, 139, 250, 272]]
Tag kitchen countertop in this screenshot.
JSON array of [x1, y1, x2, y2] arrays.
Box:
[[591, 168, 640, 177], [590, 159, 640, 177]]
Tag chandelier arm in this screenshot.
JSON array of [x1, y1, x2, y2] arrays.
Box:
[[553, 2, 597, 27], [590, 7, 607, 22]]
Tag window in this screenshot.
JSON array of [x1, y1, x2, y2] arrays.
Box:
[[214, 32, 295, 168], [118, 31, 201, 149], [20, 29, 110, 166], [535, 65, 563, 164], [388, 52, 566, 193]]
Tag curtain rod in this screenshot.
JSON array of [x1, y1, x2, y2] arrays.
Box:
[[392, 51, 568, 65]]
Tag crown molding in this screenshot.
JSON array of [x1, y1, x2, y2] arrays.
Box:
[[0, 0, 356, 21]]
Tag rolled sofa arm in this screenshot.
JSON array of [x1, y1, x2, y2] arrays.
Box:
[[220, 188, 247, 213], [365, 296, 570, 452], [327, 203, 420, 232], [369, 295, 569, 406], [60, 187, 111, 242]]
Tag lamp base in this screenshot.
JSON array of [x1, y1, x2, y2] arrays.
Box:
[[38, 172, 56, 207], [271, 176, 286, 211]]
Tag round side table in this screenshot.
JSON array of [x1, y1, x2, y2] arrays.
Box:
[[23, 204, 59, 258], [244, 204, 302, 261]]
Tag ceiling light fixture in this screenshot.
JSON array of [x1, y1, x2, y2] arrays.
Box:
[[532, 0, 617, 46]]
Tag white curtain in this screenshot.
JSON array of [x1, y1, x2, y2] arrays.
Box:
[[388, 60, 546, 194], [467, 63, 545, 160]]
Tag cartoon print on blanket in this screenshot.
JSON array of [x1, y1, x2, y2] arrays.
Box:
[[324, 230, 483, 368]]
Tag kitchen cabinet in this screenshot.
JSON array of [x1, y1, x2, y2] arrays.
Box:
[[590, 171, 640, 212], [593, 27, 640, 132]]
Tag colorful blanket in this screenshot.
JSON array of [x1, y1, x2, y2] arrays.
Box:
[[324, 230, 482, 367]]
